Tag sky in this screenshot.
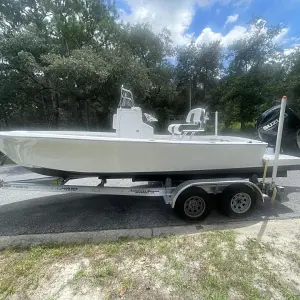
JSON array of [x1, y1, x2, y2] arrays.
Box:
[[116, 0, 300, 53]]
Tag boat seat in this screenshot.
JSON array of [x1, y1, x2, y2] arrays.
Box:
[[168, 108, 207, 136], [168, 124, 202, 135]]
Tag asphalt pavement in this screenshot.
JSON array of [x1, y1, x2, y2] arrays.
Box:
[[0, 165, 300, 236]]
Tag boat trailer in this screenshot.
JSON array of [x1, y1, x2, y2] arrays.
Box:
[[0, 175, 285, 221], [0, 96, 292, 221]]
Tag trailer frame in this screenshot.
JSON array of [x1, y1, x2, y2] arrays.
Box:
[[0, 175, 284, 221]]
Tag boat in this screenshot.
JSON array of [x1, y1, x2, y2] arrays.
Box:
[[0, 86, 293, 181]]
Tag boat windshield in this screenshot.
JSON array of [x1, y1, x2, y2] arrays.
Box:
[[119, 86, 135, 108]]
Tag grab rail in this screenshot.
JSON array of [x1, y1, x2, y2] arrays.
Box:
[[119, 85, 134, 108]]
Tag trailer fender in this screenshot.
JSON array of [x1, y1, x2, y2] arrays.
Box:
[[171, 180, 264, 208], [221, 182, 264, 204], [244, 182, 264, 203]]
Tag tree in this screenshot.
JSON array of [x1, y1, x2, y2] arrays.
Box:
[[285, 48, 300, 112], [0, 1, 299, 134], [220, 18, 285, 129], [176, 41, 222, 112]]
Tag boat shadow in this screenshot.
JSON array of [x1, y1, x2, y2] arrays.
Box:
[[0, 191, 297, 237]]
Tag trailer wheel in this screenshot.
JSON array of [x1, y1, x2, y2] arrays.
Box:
[[174, 187, 210, 221], [219, 184, 257, 218]]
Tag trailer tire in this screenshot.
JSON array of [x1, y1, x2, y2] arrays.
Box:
[[174, 187, 210, 221], [218, 184, 257, 218]]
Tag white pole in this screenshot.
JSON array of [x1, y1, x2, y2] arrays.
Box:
[[189, 79, 192, 112], [271, 96, 287, 188], [215, 111, 218, 136]]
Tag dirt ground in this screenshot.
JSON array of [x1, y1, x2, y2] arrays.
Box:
[[1, 219, 300, 300]]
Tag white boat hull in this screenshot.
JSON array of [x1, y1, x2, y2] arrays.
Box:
[[0, 131, 269, 178]]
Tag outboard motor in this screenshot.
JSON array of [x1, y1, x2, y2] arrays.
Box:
[[256, 104, 300, 155]]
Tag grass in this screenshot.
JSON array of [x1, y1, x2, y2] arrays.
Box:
[[73, 269, 86, 281], [93, 261, 116, 279], [0, 252, 39, 298], [157, 231, 265, 299], [289, 252, 300, 269], [0, 229, 300, 299]]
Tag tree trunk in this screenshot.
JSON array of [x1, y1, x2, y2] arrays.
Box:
[[204, 66, 209, 103], [84, 99, 89, 130], [77, 100, 85, 127], [54, 94, 60, 128], [41, 93, 51, 129], [240, 99, 246, 131], [48, 80, 60, 129], [241, 120, 246, 131], [0, 106, 9, 129]]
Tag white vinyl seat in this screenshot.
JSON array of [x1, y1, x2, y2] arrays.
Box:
[[168, 124, 177, 134], [168, 108, 208, 136], [168, 124, 183, 135]]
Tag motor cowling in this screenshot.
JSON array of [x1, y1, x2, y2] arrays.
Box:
[[256, 104, 300, 155]]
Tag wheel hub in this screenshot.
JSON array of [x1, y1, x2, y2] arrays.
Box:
[[184, 196, 206, 218], [230, 192, 251, 214]]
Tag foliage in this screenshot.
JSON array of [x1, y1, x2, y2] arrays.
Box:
[[0, 2, 300, 131]]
